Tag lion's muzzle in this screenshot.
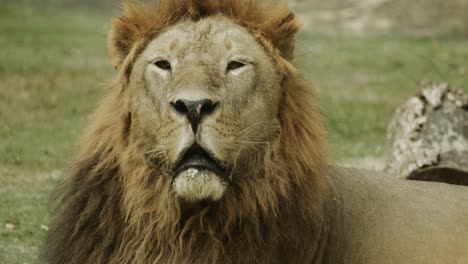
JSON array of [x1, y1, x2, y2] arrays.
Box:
[[172, 144, 230, 201]]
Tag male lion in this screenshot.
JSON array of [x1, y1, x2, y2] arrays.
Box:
[[41, 0, 468, 263]]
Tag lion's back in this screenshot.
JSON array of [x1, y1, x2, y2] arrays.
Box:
[[328, 166, 468, 264]]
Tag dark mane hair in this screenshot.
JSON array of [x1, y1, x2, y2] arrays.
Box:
[[41, 1, 330, 263]]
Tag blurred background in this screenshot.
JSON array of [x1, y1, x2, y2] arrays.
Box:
[[0, 0, 467, 262]]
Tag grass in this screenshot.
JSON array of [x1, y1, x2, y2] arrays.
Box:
[[0, 3, 467, 263], [296, 34, 468, 159], [0, 4, 113, 263]]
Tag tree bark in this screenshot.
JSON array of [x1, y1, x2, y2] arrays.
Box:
[[385, 81, 468, 186]]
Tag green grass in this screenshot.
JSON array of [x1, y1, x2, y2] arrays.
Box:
[[0, 4, 113, 263], [0, 3, 467, 263], [296, 34, 468, 159]]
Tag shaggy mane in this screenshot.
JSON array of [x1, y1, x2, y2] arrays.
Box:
[[41, 1, 330, 263]]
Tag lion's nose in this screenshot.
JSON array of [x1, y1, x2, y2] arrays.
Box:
[[171, 99, 219, 133]]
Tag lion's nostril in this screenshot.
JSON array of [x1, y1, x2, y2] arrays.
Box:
[[201, 101, 218, 115], [171, 99, 219, 133], [172, 100, 189, 114]]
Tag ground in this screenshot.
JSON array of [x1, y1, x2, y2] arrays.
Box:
[[0, 3, 467, 263]]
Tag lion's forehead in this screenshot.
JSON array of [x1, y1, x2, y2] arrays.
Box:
[[143, 16, 261, 64]]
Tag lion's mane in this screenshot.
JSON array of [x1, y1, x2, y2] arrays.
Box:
[[41, 1, 330, 263]]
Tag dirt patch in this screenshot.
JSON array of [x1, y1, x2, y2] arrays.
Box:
[[296, 0, 468, 36]]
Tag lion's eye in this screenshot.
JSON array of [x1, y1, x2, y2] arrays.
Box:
[[154, 60, 171, 71], [227, 61, 246, 71]]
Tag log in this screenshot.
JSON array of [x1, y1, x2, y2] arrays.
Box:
[[385, 81, 468, 186]]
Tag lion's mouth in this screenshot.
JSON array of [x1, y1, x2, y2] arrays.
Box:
[[174, 144, 230, 182]]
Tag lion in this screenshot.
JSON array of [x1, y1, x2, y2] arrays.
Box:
[[40, 0, 468, 263]]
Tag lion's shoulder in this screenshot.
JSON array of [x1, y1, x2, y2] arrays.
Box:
[[327, 166, 468, 263]]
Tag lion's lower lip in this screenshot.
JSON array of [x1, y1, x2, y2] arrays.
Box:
[[174, 145, 230, 182], [176, 154, 223, 174]]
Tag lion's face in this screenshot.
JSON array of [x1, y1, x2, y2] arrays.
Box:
[[128, 16, 282, 201]]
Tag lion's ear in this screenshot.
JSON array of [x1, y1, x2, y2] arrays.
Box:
[[278, 35, 296, 61], [274, 12, 300, 61], [108, 16, 140, 70]]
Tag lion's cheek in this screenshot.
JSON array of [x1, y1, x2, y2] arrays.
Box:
[[173, 168, 227, 201], [198, 127, 237, 162]]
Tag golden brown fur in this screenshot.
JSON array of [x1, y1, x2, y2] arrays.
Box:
[[40, 1, 330, 263]]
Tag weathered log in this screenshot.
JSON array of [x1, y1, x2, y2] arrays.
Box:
[[385, 81, 468, 186]]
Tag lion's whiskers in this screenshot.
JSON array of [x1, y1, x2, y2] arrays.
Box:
[[145, 146, 168, 160], [236, 121, 270, 135], [236, 140, 273, 145]]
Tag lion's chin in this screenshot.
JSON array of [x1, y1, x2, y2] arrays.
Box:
[[173, 168, 227, 201]]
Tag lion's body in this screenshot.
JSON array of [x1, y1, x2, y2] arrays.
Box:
[[327, 167, 468, 263], [40, 1, 468, 263]]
